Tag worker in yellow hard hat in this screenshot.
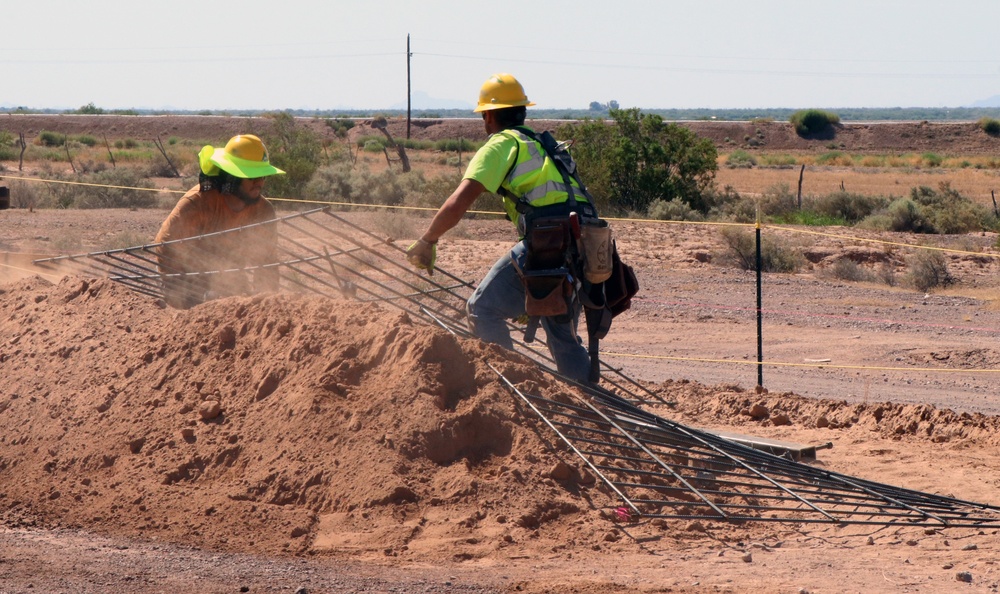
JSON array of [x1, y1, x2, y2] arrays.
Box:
[[406, 73, 597, 383], [155, 134, 285, 309]]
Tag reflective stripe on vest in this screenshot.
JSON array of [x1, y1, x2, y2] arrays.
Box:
[[500, 129, 586, 211]]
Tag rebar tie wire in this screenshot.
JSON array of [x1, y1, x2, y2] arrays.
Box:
[[33, 206, 1000, 529]]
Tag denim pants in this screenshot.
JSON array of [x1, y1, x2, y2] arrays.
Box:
[[467, 241, 591, 382]]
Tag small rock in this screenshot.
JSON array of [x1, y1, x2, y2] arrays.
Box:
[[906, 539, 918, 546], [866, 536, 875, 545], [548, 461, 573, 481], [770, 413, 791, 426], [198, 400, 221, 421], [962, 543, 978, 551], [748, 403, 769, 419], [943, 563, 954, 569], [956, 571, 973, 583], [685, 520, 706, 532], [741, 552, 753, 563]]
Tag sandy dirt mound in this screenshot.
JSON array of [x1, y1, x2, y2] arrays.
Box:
[[0, 276, 616, 559]]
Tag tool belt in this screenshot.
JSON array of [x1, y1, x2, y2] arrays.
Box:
[[520, 215, 576, 318]]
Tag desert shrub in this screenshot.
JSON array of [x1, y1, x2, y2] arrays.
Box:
[[308, 164, 408, 208], [354, 135, 384, 150], [325, 118, 356, 138], [5, 180, 43, 209], [0, 131, 17, 161], [789, 109, 840, 136], [920, 152, 943, 168], [810, 191, 889, 224], [304, 162, 356, 204], [74, 134, 98, 147], [716, 226, 805, 273], [758, 154, 798, 167], [979, 117, 1000, 136], [557, 108, 718, 214], [815, 151, 854, 166], [399, 138, 434, 150], [434, 138, 480, 152], [905, 250, 954, 292], [706, 185, 755, 222], [261, 112, 324, 201], [876, 262, 897, 287], [647, 198, 705, 221], [403, 171, 463, 210], [824, 258, 873, 282], [363, 139, 385, 153], [757, 183, 798, 218], [909, 183, 993, 234], [72, 168, 158, 209], [725, 150, 756, 168], [38, 131, 66, 147]]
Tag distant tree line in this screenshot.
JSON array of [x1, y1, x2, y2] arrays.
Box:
[[4, 105, 1000, 122]]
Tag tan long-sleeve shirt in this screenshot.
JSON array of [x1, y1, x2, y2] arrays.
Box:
[[155, 185, 278, 308]]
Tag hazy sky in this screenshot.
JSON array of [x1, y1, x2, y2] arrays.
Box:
[[6, 0, 1000, 111]]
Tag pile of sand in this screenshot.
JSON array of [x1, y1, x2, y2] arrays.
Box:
[[0, 276, 621, 559]]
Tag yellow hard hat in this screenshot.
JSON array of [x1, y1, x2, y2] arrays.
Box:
[[198, 134, 285, 179], [473, 73, 536, 113]]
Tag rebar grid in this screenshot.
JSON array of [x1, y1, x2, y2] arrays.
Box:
[[32, 206, 659, 404], [34, 206, 1000, 528], [491, 365, 1000, 527]]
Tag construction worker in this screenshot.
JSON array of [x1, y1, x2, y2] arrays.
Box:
[[406, 73, 593, 382], [155, 134, 285, 309]]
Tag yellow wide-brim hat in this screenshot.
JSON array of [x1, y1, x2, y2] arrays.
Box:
[[198, 134, 285, 178]]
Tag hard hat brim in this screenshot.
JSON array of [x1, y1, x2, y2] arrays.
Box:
[[472, 101, 534, 113], [198, 145, 285, 179], [473, 100, 536, 114], [209, 148, 285, 178]]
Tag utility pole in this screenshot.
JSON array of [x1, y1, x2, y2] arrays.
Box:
[[406, 34, 412, 139]]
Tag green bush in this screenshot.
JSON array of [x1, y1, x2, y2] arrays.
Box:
[[716, 227, 805, 273], [39, 131, 66, 147], [789, 109, 840, 136], [433, 138, 480, 152], [261, 112, 324, 201], [979, 117, 1000, 136], [363, 139, 385, 153], [920, 152, 943, 167], [725, 150, 756, 168], [909, 183, 993, 234], [557, 108, 718, 214], [810, 191, 889, 224], [325, 118, 356, 138]]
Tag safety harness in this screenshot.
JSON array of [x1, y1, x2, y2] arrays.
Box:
[[497, 127, 638, 382]]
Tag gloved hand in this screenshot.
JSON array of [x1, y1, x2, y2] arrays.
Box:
[[406, 238, 437, 275]]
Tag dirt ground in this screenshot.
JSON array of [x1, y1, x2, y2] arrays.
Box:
[[3, 205, 1000, 593], [3, 116, 1000, 593]]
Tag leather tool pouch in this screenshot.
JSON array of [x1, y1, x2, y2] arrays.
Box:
[[522, 216, 573, 317]]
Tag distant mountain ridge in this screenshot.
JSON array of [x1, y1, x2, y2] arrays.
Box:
[[969, 95, 1000, 108]]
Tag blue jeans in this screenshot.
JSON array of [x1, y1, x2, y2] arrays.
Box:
[[467, 241, 591, 383]]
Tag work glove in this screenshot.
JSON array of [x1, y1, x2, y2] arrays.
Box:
[[406, 238, 437, 275]]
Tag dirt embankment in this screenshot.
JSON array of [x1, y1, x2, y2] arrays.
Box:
[[4, 113, 1000, 154]]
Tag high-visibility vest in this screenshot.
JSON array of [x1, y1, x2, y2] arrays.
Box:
[[497, 128, 589, 224]]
